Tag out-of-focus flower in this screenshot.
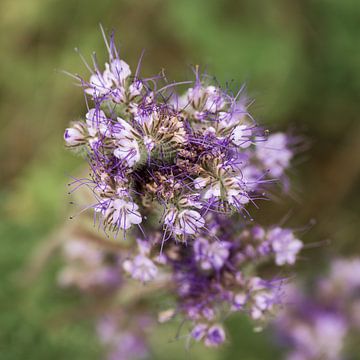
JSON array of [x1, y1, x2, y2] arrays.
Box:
[[205, 325, 226, 347], [275, 257, 360, 360], [58, 239, 121, 292], [268, 227, 303, 266], [193, 237, 231, 271], [256, 133, 293, 178], [97, 313, 151, 360], [191, 323, 226, 347]]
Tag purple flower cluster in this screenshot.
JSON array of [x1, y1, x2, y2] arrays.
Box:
[[63, 30, 303, 349], [163, 220, 302, 344], [274, 258, 360, 360]]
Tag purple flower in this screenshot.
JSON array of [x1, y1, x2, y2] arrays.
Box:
[[248, 277, 281, 320], [268, 227, 303, 266], [191, 323, 208, 341], [123, 239, 158, 283], [123, 255, 158, 283], [191, 323, 226, 347], [204, 325, 226, 347], [194, 237, 231, 271]]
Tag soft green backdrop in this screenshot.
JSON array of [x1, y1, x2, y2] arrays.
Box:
[[1, 0, 359, 359]]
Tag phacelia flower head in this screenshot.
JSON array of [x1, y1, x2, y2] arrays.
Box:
[[61, 28, 305, 351], [65, 32, 296, 240]]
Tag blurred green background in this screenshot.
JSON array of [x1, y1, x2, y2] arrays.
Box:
[[1, 0, 359, 359]]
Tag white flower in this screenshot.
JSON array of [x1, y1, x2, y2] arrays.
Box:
[[186, 86, 204, 109], [323, 258, 360, 295], [194, 177, 210, 190], [256, 133, 292, 177], [226, 184, 250, 206], [114, 138, 141, 167], [186, 85, 225, 113], [85, 71, 113, 96], [218, 99, 248, 130], [178, 209, 205, 235], [85, 59, 131, 97], [105, 59, 131, 86], [106, 199, 142, 230], [218, 111, 240, 130], [85, 108, 108, 136], [231, 124, 252, 148], [143, 136, 155, 152], [129, 80, 143, 98], [111, 87, 126, 103], [113, 118, 141, 167], [203, 182, 221, 199], [122, 238, 158, 283], [240, 165, 262, 190], [113, 117, 136, 138], [197, 176, 250, 207], [178, 194, 202, 209], [268, 227, 303, 266], [164, 208, 205, 236], [203, 86, 225, 113]]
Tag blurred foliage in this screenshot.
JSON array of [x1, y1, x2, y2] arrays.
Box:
[[0, 0, 359, 359]]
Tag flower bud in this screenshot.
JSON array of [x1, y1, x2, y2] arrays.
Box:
[[64, 123, 87, 146]]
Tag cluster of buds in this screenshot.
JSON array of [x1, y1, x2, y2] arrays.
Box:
[[63, 30, 304, 350], [274, 258, 360, 360]]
